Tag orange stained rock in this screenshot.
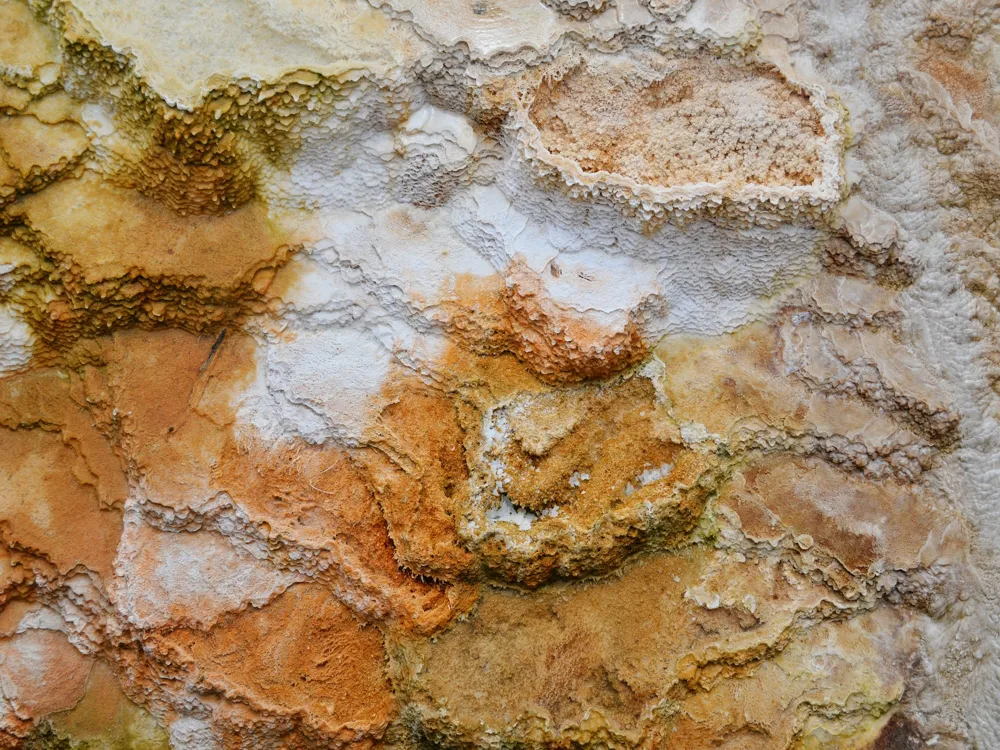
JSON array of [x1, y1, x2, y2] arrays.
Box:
[[468, 375, 710, 585], [361, 384, 479, 581], [0, 428, 122, 580], [0, 549, 36, 607], [45, 659, 170, 749], [0, 629, 93, 723], [114, 521, 304, 631], [0, 365, 125, 580], [218, 438, 475, 633], [0, 367, 127, 508], [154, 583, 396, 742], [366, 345, 712, 587], [101, 327, 472, 633], [99, 327, 242, 509], [503, 258, 649, 383], [0, 2, 982, 745], [388, 255, 655, 386]]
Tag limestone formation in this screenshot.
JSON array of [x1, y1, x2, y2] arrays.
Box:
[[0, 0, 997, 748]]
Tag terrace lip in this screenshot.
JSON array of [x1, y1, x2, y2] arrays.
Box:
[[510, 57, 846, 227]]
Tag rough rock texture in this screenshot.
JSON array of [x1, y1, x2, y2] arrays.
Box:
[[0, 0, 997, 748]]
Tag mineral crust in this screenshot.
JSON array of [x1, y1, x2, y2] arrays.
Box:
[[0, 0, 998, 748]]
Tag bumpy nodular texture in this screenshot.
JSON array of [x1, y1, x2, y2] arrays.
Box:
[[0, 0, 997, 748]]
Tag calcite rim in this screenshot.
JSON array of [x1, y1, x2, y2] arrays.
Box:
[[510, 54, 846, 225]]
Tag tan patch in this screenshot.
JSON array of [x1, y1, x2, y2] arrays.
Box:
[[393, 548, 888, 746], [719, 455, 964, 575], [657, 322, 792, 437], [0, 1, 60, 75], [656, 322, 934, 480], [0, 115, 88, 179], [660, 608, 917, 750], [490, 375, 684, 514], [11, 173, 289, 287]]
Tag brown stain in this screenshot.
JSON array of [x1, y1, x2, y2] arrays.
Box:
[[121, 128, 256, 216], [400, 555, 698, 734], [869, 712, 924, 750], [721, 454, 952, 576], [664, 719, 777, 750], [2, 171, 305, 364], [741, 456, 880, 573]]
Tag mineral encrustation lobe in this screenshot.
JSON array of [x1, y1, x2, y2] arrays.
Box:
[[0, 0, 997, 748]]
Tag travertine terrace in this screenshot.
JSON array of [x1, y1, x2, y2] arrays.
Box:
[[0, 0, 998, 748]]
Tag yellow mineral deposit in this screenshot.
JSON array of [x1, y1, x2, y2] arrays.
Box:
[[0, 0, 996, 748]]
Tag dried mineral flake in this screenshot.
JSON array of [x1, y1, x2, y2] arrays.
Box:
[[0, 0, 997, 747]]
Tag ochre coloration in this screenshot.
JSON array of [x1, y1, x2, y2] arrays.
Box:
[[139, 584, 397, 748], [0, 0, 996, 748]]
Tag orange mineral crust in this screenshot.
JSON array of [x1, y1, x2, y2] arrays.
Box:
[[0, 0, 995, 748]]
